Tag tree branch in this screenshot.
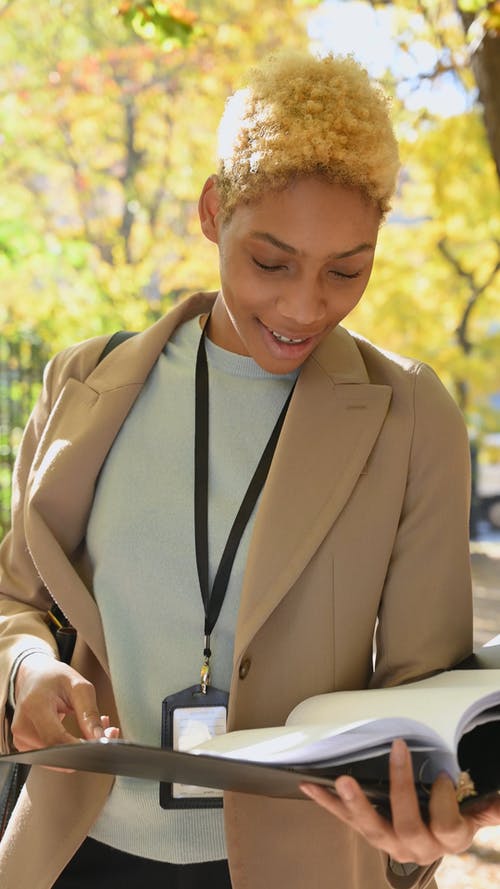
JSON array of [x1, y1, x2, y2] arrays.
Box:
[[438, 236, 500, 356]]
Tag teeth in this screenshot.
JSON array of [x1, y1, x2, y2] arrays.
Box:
[[271, 330, 307, 344]]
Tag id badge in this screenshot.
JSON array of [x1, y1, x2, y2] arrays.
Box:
[[160, 684, 229, 809]]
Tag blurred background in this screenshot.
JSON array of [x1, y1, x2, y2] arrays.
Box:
[[0, 2, 498, 884]]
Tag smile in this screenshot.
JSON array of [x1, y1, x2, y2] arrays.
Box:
[[270, 330, 309, 344]]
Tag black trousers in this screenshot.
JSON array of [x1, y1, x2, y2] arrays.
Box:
[[52, 837, 232, 889]]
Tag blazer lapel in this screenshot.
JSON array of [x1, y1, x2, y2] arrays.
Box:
[[234, 327, 392, 661], [25, 292, 217, 671], [26, 378, 145, 671]]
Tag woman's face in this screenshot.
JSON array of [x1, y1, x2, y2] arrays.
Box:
[[200, 176, 381, 374]]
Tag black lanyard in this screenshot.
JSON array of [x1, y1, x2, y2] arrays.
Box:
[[194, 321, 295, 692]]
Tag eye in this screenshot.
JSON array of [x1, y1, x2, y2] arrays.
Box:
[[329, 269, 362, 280], [252, 258, 288, 272]]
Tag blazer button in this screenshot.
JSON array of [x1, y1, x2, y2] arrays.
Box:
[[239, 657, 251, 679]]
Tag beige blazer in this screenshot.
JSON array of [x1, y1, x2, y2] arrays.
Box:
[[0, 292, 473, 889]]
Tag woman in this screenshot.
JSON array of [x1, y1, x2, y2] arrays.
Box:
[[0, 49, 495, 889]]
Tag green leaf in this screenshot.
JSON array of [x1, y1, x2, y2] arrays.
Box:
[[457, 0, 487, 12]]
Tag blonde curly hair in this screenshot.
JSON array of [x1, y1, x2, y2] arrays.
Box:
[[217, 50, 400, 219]]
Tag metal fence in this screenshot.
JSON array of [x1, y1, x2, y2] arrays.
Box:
[[0, 335, 49, 542]]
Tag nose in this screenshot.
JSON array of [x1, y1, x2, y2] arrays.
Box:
[[276, 282, 326, 330]]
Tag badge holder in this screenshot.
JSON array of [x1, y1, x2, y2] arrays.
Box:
[[160, 681, 229, 809]]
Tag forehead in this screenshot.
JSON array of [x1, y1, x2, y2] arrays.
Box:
[[224, 177, 381, 252]]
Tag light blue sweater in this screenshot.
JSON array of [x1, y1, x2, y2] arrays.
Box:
[[86, 315, 297, 862]]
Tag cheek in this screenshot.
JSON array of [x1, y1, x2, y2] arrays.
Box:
[[223, 270, 271, 312], [329, 284, 367, 321]]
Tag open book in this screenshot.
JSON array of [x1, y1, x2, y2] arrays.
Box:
[[3, 660, 500, 819]]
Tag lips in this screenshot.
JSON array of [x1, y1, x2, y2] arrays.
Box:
[[256, 319, 324, 365]]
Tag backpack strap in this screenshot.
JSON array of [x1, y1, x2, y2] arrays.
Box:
[[97, 330, 137, 365]]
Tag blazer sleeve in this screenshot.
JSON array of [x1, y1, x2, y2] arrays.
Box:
[[371, 364, 473, 889], [371, 362, 473, 690], [0, 336, 108, 751]]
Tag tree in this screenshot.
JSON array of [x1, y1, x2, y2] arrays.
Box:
[[0, 0, 498, 436], [0, 0, 319, 350]]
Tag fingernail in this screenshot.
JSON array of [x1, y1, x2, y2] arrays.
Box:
[[335, 777, 355, 802], [391, 738, 407, 767], [93, 726, 104, 739]]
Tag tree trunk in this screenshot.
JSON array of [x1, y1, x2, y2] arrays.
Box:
[[458, 10, 500, 182]]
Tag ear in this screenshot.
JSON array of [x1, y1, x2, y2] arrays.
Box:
[[198, 175, 222, 244]]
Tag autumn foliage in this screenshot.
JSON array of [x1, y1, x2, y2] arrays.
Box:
[[0, 0, 498, 433]]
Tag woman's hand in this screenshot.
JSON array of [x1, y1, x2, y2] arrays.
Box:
[[12, 652, 119, 752], [300, 738, 500, 866]]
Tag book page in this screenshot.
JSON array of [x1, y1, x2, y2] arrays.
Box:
[[286, 669, 500, 752], [192, 715, 451, 771]]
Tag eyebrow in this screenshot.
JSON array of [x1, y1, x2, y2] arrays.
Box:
[[249, 231, 375, 259]]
